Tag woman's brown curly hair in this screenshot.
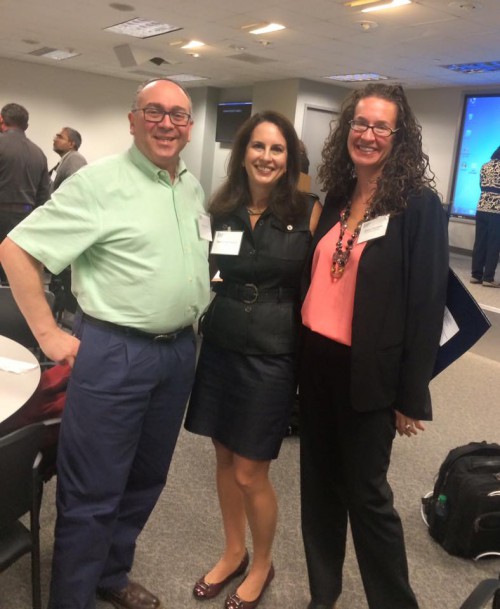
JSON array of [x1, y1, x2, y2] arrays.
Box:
[[209, 111, 308, 224], [317, 84, 436, 216]]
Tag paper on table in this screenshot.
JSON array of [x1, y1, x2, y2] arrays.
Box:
[[0, 356, 38, 374]]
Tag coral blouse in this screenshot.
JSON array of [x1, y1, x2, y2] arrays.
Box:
[[301, 221, 367, 346]]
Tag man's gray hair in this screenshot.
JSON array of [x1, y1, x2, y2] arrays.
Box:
[[64, 127, 82, 150]]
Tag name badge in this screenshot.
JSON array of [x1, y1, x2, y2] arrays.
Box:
[[211, 230, 244, 255], [198, 213, 212, 241], [358, 214, 390, 244]]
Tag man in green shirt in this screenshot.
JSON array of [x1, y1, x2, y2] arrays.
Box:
[[0, 78, 210, 609]]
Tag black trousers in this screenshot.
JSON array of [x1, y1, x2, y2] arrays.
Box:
[[471, 210, 500, 282], [299, 328, 419, 609]]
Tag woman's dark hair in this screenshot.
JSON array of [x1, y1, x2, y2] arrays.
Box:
[[317, 83, 436, 216], [491, 146, 500, 160], [209, 110, 307, 223]]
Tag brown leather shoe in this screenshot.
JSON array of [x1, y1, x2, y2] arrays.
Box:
[[224, 564, 275, 609], [97, 580, 161, 609], [193, 550, 249, 600]]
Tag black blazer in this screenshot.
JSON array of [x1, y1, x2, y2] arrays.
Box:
[[302, 186, 449, 420]]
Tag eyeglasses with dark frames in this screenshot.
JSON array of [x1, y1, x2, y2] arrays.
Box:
[[132, 107, 191, 126], [349, 119, 398, 138]]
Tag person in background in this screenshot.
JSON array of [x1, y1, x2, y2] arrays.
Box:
[[470, 144, 500, 288], [0, 102, 50, 281], [0, 78, 210, 609], [298, 139, 312, 193], [50, 126, 87, 193], [49, 126, 88, 315], [299, 83, 449, 609], [185, 111, 322, 609]]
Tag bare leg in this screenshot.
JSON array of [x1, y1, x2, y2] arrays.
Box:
[[232, 453, 276, 601], [203, 440, 247, 584]]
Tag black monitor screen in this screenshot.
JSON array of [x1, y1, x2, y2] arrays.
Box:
[[215, 102, 252, 143], [449, 94, 500, 218]]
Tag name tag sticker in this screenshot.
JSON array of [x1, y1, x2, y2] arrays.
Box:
[[211, 230, 244, 255], [198, 213, 212, 241], [358, 214, 390, 244]]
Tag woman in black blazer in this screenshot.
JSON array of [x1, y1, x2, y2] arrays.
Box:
[[299, 84, 449, 609]]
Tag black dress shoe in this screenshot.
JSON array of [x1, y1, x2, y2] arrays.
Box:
[[97, 581, 161, 609], [193, 550, 249, 600]]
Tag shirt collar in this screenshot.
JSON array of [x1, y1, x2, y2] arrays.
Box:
[[128, 144, 187, 185]]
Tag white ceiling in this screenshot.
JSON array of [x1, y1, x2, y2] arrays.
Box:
[[2, 0, 500, 90]]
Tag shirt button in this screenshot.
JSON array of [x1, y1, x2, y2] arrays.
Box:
[[244, 306, 252, 313], [287, 224, 293, 231], [249, 250, 255, 256]]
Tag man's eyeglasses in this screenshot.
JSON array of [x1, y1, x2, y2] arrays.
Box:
[[349, 119, 398, 138], [132, 107, 191, 126]]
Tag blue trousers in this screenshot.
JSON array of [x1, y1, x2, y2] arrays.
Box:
[[48, 320, 196, 609]]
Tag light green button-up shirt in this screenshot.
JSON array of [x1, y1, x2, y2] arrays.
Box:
[[10, 145, 210, 333]]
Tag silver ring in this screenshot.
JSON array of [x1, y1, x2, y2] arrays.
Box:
[[405, 424, 411, 429]]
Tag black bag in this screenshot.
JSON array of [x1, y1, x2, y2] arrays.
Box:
[[423, 441, 500, 559]]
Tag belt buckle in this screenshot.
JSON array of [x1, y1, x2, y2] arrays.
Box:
[[154, 332, 176, 342], [242, 283, 259, 304]]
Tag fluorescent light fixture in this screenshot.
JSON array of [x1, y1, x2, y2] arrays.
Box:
[[362, 0, 411, 13], [442, 60, 500, 73], [345, 0, 384, 5], [104, 18, 182, 39], [167, 73, 209, 82], [43, 49, 81, 61], [181, 40, 205, 49], [28, 47, 80, 61], [248, 23, 286, 35], [323, 73, 389, 81]]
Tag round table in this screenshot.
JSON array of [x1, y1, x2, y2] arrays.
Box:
[[0, 335, 41, 424]]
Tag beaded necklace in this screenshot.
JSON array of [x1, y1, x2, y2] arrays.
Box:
[[331, 202, 372, 279]]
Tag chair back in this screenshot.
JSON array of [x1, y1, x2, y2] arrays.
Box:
[[0, 286, 55, 351], [0, 424, 44, 528]]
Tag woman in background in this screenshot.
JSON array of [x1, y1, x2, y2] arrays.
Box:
[[299, 84, 449, 609], [185, 111, 321, 609], [470, 144, 500, 287]]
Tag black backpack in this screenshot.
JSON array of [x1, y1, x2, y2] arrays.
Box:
[[423, 441, 500, 559]]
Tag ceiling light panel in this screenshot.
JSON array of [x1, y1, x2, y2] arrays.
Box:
[[104, 18, 182, 39], [323, 72, 390, 81], [248, 23, 286, 35], [361, 0, 412, 13]]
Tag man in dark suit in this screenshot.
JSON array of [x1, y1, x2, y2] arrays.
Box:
[[0, 103, 50, 281]]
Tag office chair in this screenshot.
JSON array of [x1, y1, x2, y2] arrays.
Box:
[[0, 423, 45, 609], [0, 285, 56, 363], [459, 574, 500, 609]]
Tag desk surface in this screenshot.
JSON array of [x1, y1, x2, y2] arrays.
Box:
[[0, 335, 41, 424]]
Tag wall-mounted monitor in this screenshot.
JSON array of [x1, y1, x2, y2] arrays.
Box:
[[215, 102, 252, 143], [449, 93, 500, 218]]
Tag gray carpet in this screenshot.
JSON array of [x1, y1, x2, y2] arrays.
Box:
[[2, 253, 499, 609]]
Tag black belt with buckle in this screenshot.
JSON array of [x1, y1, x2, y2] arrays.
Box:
[[82, 313, 191, 342], [213, 282, 298, 304]]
